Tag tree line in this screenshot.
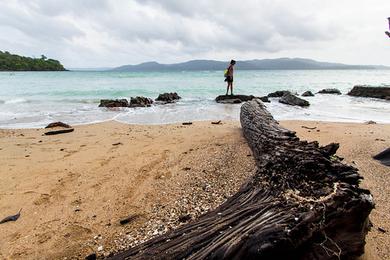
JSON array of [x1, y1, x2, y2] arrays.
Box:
[[0, 51, 66, 71]]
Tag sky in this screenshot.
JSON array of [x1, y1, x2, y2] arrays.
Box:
[[1, 0, 389, 68]]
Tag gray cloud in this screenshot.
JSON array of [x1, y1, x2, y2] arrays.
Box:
[[0, 0, 389, 67]]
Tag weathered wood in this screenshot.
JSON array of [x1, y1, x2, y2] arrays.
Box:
[[44, 128, 74, 135], [109, 99, 373, 260]]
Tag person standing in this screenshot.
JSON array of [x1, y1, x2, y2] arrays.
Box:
[[386, 17, 390, 38], [225, 60, 236, 95]]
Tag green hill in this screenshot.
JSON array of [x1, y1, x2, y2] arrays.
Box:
[[0, 51, 66, 71]]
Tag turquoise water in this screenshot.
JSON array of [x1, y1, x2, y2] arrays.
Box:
[[0, 70, 389, 128]]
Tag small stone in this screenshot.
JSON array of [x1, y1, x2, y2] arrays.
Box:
[[97, 245, 103, 252]]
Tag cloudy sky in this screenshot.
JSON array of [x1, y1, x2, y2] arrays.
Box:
[[1, 0, 389, 68]]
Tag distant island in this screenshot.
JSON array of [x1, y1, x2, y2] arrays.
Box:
[[112, 58, 388, 72], [0, 51, 66, 71]]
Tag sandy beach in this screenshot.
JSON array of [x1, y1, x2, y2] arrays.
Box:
[[0, 120, 389, 259]]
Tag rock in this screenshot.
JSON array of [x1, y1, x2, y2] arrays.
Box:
[[155, 92, 181, 103], [301, 91, 314, 97], [97, 245, 103, 252], [317, 88, 341, 95], [267, 90, 291, 98], [347, 85, 390, 100], [211, 121, 222, 125], [365, 120, 377, 125], [182, 122, 193, 125], [99, 99, 129, 108], [279, 93, 310, 107], [215, 95, 255, 104], [258, 96, 270, 102], [217, 98, 242, 104], [85, 253, 97, 260], [373, 148, 390, 167], [45, 122, 71, 128], [129, 96, 153, 107]]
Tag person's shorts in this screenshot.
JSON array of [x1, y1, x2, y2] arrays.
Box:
[[225, 76, 233, 83]]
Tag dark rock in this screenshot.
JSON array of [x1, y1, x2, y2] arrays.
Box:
[[267, 90, 291, 98], [279, 93, 310, 107], [348, 85, 390, 100], [373, 148, 390, 167], [99, 99, 129, 108], [155, 92, 181, 103], [129, 96, 153, 107], [215, 95, 255, 104], [45, 122, 71, 129], [85, 253, 97, 260], [182, 122, 193, 125], [211, 120, 222, 125], [318, 88, 341, 95], [301, 91, 314, 97], [258, 96, 270, 102]]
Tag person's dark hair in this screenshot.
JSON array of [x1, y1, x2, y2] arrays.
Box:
[[230, 60, 236, 65]]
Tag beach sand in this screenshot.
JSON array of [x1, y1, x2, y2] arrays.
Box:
[[0, 120, 389, 259]]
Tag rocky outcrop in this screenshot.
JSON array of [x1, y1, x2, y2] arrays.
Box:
[[279, 93, 310, 107], [99, 99, 129, 108], [267, 90, 291, 98], [348, 85, 390, 100], [155, 92, 181, 103], [129, 97, 154, 107], [318, 88, 341, 95], [301, 91, 314, 97], [215, 95, 256, 104]]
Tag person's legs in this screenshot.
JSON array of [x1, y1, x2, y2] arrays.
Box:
[[226, 82, 229, 95], [230, 82, 234, 95]]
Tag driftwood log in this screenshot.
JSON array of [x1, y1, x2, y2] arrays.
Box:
[[110, 99, 373, 260]]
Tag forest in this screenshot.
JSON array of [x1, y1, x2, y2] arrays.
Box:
[[0, 51, 66, 71]]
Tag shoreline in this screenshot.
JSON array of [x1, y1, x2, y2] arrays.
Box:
[[0, 120, 389, 259], [1, 118, 390, 131]]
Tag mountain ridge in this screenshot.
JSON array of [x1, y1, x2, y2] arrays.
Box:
[[111, 58, 388, 72]]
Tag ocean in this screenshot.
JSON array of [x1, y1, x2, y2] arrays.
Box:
[[0, 70, 389, 128]]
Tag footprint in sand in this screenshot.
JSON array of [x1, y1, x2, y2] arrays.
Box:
[[33, 193, 51, 205]]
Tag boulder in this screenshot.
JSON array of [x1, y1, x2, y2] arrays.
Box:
[[279, 92, 310, 107], [155, 92, 181, 103], [318, 88, 341, 95], [129, 96, 153, 107], [45, 122, 71, 129], [267, 90, 291, 98], [99, 99, 129, 108], [301, 91, 314, 97], [258, 96, 270, 103], [348, 85, 390, 100], [215, 95, 256, 104]]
